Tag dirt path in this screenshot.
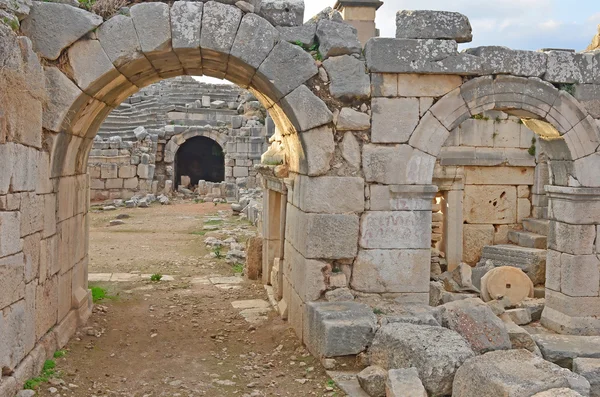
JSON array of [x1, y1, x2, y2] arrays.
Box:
[[31, 202, 344, 397]]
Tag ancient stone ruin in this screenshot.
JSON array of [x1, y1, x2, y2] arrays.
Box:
[[2, 0, 600, 395]]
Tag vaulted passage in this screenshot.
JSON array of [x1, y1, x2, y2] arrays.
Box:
[[175, 136, 225, 186]]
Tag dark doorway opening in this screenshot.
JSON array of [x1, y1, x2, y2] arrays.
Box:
[[175, 136, 225, 186]]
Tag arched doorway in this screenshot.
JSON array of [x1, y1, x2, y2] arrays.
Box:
[[175, 136, 225, 187]]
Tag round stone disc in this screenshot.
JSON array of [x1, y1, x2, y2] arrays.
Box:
[[484, 266, 534, 306]]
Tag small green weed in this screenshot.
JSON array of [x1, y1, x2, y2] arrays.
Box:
[[53, 350, 67, 358], [492, 131, 499, 139], [557, 83, 576, 96], [471, 114, 489, 121], [213, 246, 223, 259], [326, 379, 336, 388], [373, 308, 385, 315], [24, 360, 58, 390], [78, 0, 96, 10], [190, 230, 206, 236], [528, 144, 536, 156], [91, 286, 107, 303], [214, 202, 218, 206], [1, 16, 19, 31], [194, 198, 200, 204], [150, 273, 163, 282], [204, 219, 222, 225], [232, 263, 244, 274], [262, 159, 283, 166], [495, 116, 502, 123]]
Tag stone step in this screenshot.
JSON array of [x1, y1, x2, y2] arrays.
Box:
[[478, 244, 547, 285], [507, 230, 547, 249], [532, 333, 600, 368], [523, 218, 549, 236]]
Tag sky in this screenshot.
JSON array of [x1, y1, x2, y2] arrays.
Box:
[[196, 0, 599, 84]]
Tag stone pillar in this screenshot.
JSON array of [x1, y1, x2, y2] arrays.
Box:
[[357, 185, 437, 303], [334, 0, 383, 47], [541, 186, 600, 335], [442, 189, 464, 271]]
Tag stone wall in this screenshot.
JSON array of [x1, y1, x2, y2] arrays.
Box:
[[88, 77, 271, 201]]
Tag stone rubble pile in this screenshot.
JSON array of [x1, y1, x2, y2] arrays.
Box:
[[231, 188, 263, 225]]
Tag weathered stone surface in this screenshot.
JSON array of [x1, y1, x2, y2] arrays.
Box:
[[481, 266, 534, 306], [335, 108, 370, 131], [351, 249, 429, 293], [386, 367, 427, 397], [230, 13, 279, 70], [545, 51, 595, 84], [325, 287, 354, 302], [548, 221, 596, 255], [573, 357, 600, 397], [532, 389, 585, 397], [409, 111, 449, 156], [21, 2, 102, 60], [395, 10, 472, 43], [255, 41, 318, 99], [258, 0, 304, 27], [463, 224, 494, 264], [533, 333, 600, 367], [437, 298, 511, 354], [397, 73, 463, 97], [0, 211, 22, 257], [371, 98, 419, 143], [316, 20, 361, 59], [293, 175, 364, 213], [130, 2, 171, 53], [245, 236, 262, 280], [465, 46, 547, 77], [340, 132, 361, 169], [360, 211, 431, 249], [201, 1, 242, 76], [381, 304, 441, 327], [357, 365, 387, 397], [277, 24, 316, 47], [362, 144, 435, 185], [304, 301, 377, 358], [365, 38, 481, 75], [0, 253, 25, 310], [452, 349, 591, 397], [479, 245, 547, 285], [294, 125, 335, 175], [369, 322, 475, 397], [322, 55, 370, 100], [171, 1, 202, 50], [506, 308, 532, 325], [503, 320, 542, 355], [42, 67, 82, 133], [464, 185, 517, 224], [281, 85, 333, 132], [0, 0, 31, 20]]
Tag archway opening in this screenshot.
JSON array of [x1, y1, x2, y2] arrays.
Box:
[[175, 136, 225, 187]]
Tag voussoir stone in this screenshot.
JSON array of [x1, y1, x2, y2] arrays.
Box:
[[322, 55, 370, 100], [395, 10, 472, 43], [281, 85, 332, 132], [258, 0, 304, 27], [357, 365, 387, 397], [21, 2, 102, 60], [452, 349, 591, 397], [336, 108, 370, 131], [316, 19, 361, 59], [230, 13, 279, 69], [368, 322, 475, 397], [437, 297, 511, 354]]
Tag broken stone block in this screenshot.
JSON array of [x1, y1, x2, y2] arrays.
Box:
[[324, 288, 354, 302], [322, 55, 370, 100], [516, 298, 545, 321], [532, 389, 585, 397], [258, 0, 303, 27], [304, 301, 377, 358], [335, 107, 370, 131], [395, 10, 472, 43], [315, 20, 361, 59], [503, 320, 542, 355], [245, 236, 262, 280], [506, 308, 533, 325], [479, 244, 547, 285], [532, 334, 600, 368], [356, 365, 387, 397], [573, 358, 600, 397], [436, 298, 511, 354], [452, 349, 591, 397], [386, 367, 427, 397], [368, 322, 475, 396], [381, 304, 441, 327]]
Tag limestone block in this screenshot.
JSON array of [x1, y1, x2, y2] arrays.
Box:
[[368, 185, 436, 211], [200, 2, 242, 76], [573, 358, 600, 397], [546, 51, 595, 84], [574, 153, 600, 187], [371, 73, 397, 97], [0, 143, 14, 194], [0, 253, 25, 309], [105, 178, 123, 189], [277, 24, 316, 47], [321, 55, 370, 100], [574, 84, 600, 119], [386, 367, 427, 397], [97, 15, 158, 86], [233, 166, 248, 177], [518, 198, 532, 223], [296, 211, 358, 259], [40, 235, 58, 281], [0, 211, 22, 257], [463, 224, 494, 264], [123, 177, 139, 189], [286, 245, 327, 301], [369, 322, 475, 397], [22, 232, 40, 283], [293, 126, 335, 176], [280, 85, 332, 132], [356, 365, 387, 397], [351, 249, 430, 293], [548, 221, 596, 255], [100, 163, 117, 179], [20, 2, 102, 60], [130, 3, 171, 53], [258, 0, 304, 27], [340, 132, 361, 169], [371, 98, 418, 143], [359, 211, 431, 249], [464, 185, 517, 224], [559, 253, 600, 297], [245, 236, 262, 280], [335, 108, 370, 131], [463, 166, 534, 186], [409, 111, 449, 156], [293, 175, 364, 213], [229, 14, 279, 85], [304, 301, 377, 358], [464, 46, 547, 77], [137, 164, 149, 179], [362, 144, 435, 185], [395, 10, 472, 43], [254, 41, 318, 100], [43, 67, 83, 133], [54, 307, 78, 348], [365, 37, 481, 75], [316, 20, 361, 59], [0, 299, 32, 372], [452, 349, 591, 397], [20, 192, 43, 236], [398, 74, 462, 97], [564, 116, 600, 161], [118, 165, 136, 179]]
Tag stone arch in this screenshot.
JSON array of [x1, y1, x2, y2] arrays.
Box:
[[164, 129, 229, 164], [410, 75, 600, 187]]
